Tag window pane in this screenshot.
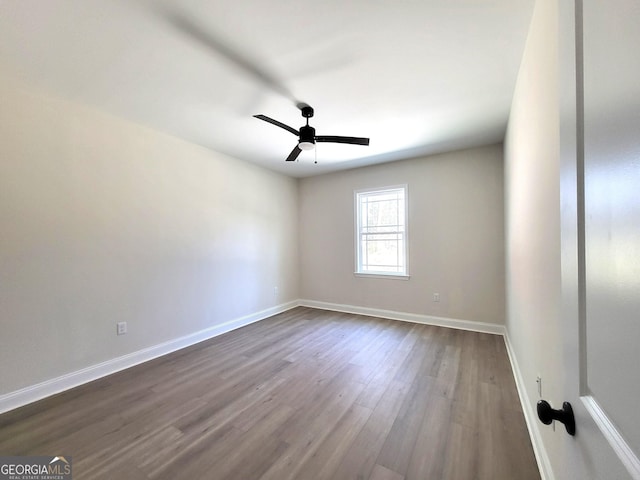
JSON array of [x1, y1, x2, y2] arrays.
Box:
[[356, 186, 407, 275]]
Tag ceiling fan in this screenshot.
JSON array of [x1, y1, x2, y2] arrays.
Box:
[[160, 9, 369, 162], [254, 104, 370, 162]]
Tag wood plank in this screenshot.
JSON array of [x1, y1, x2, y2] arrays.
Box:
[[289, 403, 373, 480], [330, 379, 413, 479], [405, 392, 453, 480], [370, 463, 405, 480], [376, 374, 432, 475]]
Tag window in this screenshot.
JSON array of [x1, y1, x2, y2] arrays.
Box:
[[355, 185, 408, 276]]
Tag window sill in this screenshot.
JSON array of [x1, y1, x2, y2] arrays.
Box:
[[354, 272, 410, 280]]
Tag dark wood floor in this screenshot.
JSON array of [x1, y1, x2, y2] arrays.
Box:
[[0, 307, 539, 480]]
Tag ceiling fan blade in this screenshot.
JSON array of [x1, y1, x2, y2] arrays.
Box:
[[163, 9, 305, 106], [315, 135, 370, 146], [253, 115, 299, 136], [285, 145, 302, 162]]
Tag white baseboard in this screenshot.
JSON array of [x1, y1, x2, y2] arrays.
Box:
[[0, 301, 298, 415], [503, 331, 554, 480], [298, 299, 506, 335]]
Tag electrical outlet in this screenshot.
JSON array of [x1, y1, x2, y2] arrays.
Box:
[[274, 286, 279, 299], [117, 322, 127, 336], [433, 293, 440, 303]]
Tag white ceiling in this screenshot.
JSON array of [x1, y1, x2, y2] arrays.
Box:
[[0, 0, 534, 177]]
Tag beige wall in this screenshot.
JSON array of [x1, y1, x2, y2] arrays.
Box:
[[299, 145, 505, 325], [0, 78, 299, 395], [504, 0, 563, 476]]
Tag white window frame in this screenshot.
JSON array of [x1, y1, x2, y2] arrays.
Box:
[[354, 185, 409, 279]]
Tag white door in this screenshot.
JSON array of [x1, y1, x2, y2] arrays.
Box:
[[559, 0, 640, 478]]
